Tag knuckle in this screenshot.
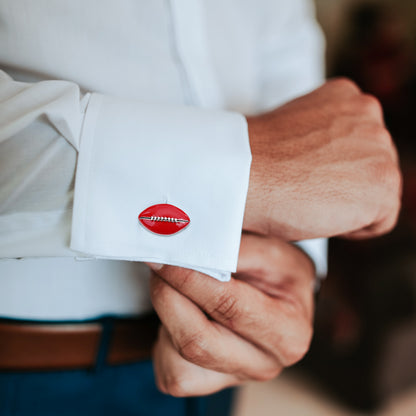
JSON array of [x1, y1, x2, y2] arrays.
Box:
[[174, 267, 196, 292], [375, 126, 391, 145], [253, 366, 282, 382], [164, 375, 191, 398], [280, 324, 313, 367], [177, 333, 211, 365], [331, 77, 360, 93], [366, 156, 394, 185], [212, 289, 241, 323], [369, 158, 401, 193], [360, 93, 383, 116], [359, 123, 388, 144], [266, 240, 284, 262]]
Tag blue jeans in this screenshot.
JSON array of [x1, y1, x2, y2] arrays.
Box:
[[0, 361, 234, 416]]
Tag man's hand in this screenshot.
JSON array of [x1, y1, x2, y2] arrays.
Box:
[[148, 234, 315, 397], [244, 78, 402, 241]]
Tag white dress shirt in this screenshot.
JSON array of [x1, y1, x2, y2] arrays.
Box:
[[0, 0, 327, 320]]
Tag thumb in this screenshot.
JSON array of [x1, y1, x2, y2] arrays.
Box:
[[146, 262, 164, 273], [146, 262, 205, 287], [146, 262, 223, 300]]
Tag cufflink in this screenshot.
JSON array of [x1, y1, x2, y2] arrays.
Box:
[[138, 204, 190, 235]]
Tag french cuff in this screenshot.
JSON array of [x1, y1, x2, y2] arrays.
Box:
[[71, 93, 252, 282], [294, 238, 328, 290]]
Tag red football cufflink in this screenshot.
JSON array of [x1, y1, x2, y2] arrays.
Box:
[[138, 204, 190, 235]]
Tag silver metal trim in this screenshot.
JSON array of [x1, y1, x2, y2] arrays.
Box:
[[139, 216, 189, 223]]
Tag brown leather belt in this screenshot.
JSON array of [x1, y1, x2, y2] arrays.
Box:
[[0, 314, 160, 371]]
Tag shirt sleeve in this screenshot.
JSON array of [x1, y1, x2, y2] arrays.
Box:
[[0, 70, 252, 281], [256, 0, 328, 277], [256, 0, 326, 109]]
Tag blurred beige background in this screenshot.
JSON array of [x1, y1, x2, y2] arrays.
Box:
[[233, 373, 416, 416]]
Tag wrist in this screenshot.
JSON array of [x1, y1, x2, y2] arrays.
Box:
[[243, 115, 270, 235]]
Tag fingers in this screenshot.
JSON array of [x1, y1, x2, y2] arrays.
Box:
[[149, 235, 316, 396], [150, 272, 281, 378], [149, 264, 312, 367], [153, 326, 242, 397], [342, 166, 402, 240], [237, 233, 314, 279], [235, 234, 315, 317], [342, 204, 401, 239]]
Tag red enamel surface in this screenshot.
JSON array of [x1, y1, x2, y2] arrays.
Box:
[[138, 204, 190, 235]]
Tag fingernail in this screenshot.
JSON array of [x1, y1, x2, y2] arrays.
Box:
[[146, 262, 164, 271]]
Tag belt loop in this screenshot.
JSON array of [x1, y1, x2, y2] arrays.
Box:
[[94, 317, 114, 372]]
